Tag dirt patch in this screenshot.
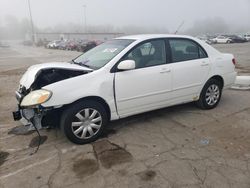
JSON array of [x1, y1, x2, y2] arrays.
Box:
[[236, 65, 250, 73], [92, 139, 117, 154], [0, 151, 9, 166], [98, 149, 133, 169], [0, 91, 7, 98], [197, 114, 250, 157], [72, 159, 99, 179], [100, 128, 117, 138], [92, 140, 133, 169], [29, 136, 48, 148], [137, 170, 156, 181], [0, 68, 25, 76], [8, 125, 35, 135]]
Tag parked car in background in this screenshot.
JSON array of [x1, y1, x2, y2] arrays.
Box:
[[76, 40, 98, 52], [46, 40, 62, 49], [13, 34, 237, 144], [211, 35, 233, 44], [225, 35, 247, 43], [58, 40, 69, 50], [36, 38, 50, 47], [95, 40, 104, 45], [81, 41, 97, 52], [65, 40, 79, 51], [244, 34, 250, 41], [196, 35, 215, 44]]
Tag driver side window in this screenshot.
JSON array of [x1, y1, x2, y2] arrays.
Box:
[[123, 39, 167, 69]]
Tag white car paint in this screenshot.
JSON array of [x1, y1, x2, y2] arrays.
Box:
[[212, 36, 232, 44], [19, 34, 237, 121], [115, 62, 172, 117], [20, 62, 92, 88]]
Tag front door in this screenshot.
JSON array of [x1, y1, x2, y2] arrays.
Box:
[[115, 39, 172, 117]]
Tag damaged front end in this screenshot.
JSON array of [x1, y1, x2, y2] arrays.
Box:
[[13, 88, 53, 130], [12, 62, 92, 130]]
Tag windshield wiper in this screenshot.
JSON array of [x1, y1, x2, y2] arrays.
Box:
[[72, 59, 94, 70], [81, 64, 91, 68]]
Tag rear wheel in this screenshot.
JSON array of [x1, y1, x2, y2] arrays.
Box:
[[196, 79, 222, 109], [61, 100, 108, 144]]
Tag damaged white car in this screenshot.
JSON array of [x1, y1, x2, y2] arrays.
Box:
[[13, 34, 237, 144]]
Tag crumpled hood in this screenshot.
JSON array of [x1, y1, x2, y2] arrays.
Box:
[[20, 62, 92, 89]]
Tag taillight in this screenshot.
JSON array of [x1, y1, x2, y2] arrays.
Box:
[[232, 58, 236, 66]]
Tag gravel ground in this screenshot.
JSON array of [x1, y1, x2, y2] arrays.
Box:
[[0, 42, 250, 188]]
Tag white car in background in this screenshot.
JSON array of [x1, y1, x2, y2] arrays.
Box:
[[13, 34, 237, 144], [244, 34, 250, 41], [212, 35, 233, 44], [46, 40, 62, 49]]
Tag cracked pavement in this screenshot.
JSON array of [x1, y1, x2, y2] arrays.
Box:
[[1, 43, 250, 188]]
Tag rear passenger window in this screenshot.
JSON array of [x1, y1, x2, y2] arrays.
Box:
[[169, 39, 207, 63]]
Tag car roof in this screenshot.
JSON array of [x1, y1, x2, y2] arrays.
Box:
[[116, 34, 196, 41]]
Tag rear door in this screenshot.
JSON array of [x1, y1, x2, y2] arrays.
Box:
[[168, 38, 210, 103]]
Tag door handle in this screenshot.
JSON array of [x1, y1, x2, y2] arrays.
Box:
[[201, 61, 209, 66], [160, 69, 171, 73]]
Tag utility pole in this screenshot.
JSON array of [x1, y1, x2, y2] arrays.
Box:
[[28, 0, 35, 43], [83, 5, 87, 33]]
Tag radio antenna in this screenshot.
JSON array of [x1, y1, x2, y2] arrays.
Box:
[[174, 21, 185, 34]]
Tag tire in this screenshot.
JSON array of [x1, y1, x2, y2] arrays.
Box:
[[196, 79, 223, 110], [226, 40, 231, 44], [61, 100, 108, 144]]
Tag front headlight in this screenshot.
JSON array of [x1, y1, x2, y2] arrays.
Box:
[[21, 89, 52, 107]]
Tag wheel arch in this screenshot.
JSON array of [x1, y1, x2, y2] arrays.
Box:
[[65, 96, 111, 121], [207, 75, 224, 88]]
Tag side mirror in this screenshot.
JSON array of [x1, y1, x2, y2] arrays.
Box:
[[117, 60, 135, 71]]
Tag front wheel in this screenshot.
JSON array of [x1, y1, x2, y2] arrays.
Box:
[[196, 79, 222, 109], [61, 100, 108, 144]]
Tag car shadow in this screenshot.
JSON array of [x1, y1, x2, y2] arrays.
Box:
[[106, 102, 198, 135]]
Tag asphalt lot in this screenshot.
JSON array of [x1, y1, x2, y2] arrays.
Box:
[[0, 42, 250, 188]]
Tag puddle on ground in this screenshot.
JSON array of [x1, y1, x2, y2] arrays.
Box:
[[137, 170, 156, 181], [0, 151, 9, 166], [73, 159, 99, 178], [29, 136, 48, 148], [92, 140, 133, 169], [8, 125, 35, 135]]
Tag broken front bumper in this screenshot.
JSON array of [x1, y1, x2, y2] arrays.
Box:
[[12, 90, 24, 121], [12, 90, 44, 130], [13, 106, 44, 130]]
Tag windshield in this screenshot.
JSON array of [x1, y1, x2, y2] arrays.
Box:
[[73, 39, 134, 69]]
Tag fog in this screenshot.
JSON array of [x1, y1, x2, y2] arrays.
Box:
[[0, 0, 250, 39]]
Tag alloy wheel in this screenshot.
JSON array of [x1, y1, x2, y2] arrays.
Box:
[[205, 84, 220, 106], [71, 108, 102, 139]]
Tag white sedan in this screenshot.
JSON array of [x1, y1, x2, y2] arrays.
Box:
[[13, 34, 237, 144], [212, 35, 233, 44]]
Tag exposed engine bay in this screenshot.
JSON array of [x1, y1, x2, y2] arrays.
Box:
[[30, 68, 87, 90], [13, 64, 91, 131]]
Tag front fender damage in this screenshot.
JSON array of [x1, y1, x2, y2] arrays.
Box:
[[13, 63, 91, 131], [14, 106, 62, 131]]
